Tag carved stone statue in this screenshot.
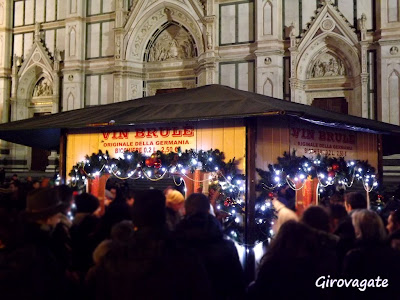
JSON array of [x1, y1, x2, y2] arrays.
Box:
[[359, 13, 367, 31], [311, 53, 346, 78], [148, 24, 196, 62], [33, 78, 53, 97]]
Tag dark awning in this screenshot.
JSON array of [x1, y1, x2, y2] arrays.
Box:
[[1, 84, 400, 151]]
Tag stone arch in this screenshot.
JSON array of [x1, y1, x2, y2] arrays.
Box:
[[66, 92, 75, 111], [263, 1, 273, 35], [124, 3, 204, 62], [296, 34, 360, 81], [143, 21, 197, 62], [18, 65, 54, 101], [263, 78, 273, 97], [389, 70, 400, 125]]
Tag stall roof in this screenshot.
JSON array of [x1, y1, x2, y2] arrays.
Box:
[[1, 84, 400, 150]]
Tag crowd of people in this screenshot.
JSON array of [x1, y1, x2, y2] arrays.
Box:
[[1, 173, 400, 299]]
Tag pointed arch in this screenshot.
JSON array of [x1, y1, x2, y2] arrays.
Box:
[[389, 70, 400, 125], [144, 21, 197, 62], [297, 34, 360, 80], [263, 1, 273, 35], [263, 78, 273, 97], [125, 3, 204, 61], [66, 92, 75, 111]]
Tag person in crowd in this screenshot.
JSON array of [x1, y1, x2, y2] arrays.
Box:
[[328, 204, 348, 233], [301, 206, 339, 273], [92, 239, 113, 266], [0, 188, 68, 300], [125, 190, 135, 207], [329, 192, 345, 206], [301, 206, 330, 232], [104, 187, 117, 207], [165, 189, 185, 230], [335, 192, 367, 265], [249, 221, 336, 299], [343, 209, 400, 297], [344, 192, 367, 212], [387, 209, 400, 250], [86, 189, 213, 300], [277, 185, 296, 211], [272, 196, 298, 233], [96, 187, 132, 242], [174, 193, 246, 299], [110, 220, 134, 243], [10, 173, 19, 184], [91, 221, 135, 268], [52, 185, 74, 271], [70, 193, 101, 276], [32, 180, 41, 190]]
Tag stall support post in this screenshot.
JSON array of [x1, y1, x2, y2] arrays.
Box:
[[377, 134, 383, 186], [59, 130, 67, 184], [245, 117, 257, 283]]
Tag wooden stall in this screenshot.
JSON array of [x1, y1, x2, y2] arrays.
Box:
[[1, 84, 400, 281]]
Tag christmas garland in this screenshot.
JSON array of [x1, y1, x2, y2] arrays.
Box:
[[69, 149, 247, 242], [256, 151, 378, 193]]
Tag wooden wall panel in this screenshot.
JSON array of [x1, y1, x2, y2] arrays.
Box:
[[66, 120, 247, 178], [256, 117, 290, 171], [356, 132, 378, 169]]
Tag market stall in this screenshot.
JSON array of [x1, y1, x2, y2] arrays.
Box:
[[1, 84, 400, 278]]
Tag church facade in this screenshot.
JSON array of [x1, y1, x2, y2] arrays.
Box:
[[0, 0, 400, 176]]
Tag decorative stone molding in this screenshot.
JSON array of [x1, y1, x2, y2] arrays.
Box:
[[390, 46, 399, 55], [33, 78, 53, 97], [148, 24, 196, 61], [311, 52, 346, 78], [127, 6, 204, 61]]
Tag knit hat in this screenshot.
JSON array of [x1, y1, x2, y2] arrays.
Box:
[[165, 190, 184, 206], [132, 190, 166, 228], [75, 193, 100, 214], [24, 188, 68, 221]]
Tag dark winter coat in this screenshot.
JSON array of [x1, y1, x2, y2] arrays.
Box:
[[52, 213, 73, 271], [174, 213, 246, 300], [335, 214, 356, 267], [249, 223, 338, 299], [86, 227, 213, 300], [343, 240, 400, 297], [165, 207, 181, 231], [70, 213, 100, 273], [0, 222, 66, 300]]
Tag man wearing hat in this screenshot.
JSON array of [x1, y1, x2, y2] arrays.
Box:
[[0, 188, 68, 299]]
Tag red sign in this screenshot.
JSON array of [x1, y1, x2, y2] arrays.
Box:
[[99, 125, 196, 156], [290, 124, 357, 158]]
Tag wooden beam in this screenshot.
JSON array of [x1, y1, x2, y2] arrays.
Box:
[[59, 130, 67, 184], [244, 117, 257, 283]]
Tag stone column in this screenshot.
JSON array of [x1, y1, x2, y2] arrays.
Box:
[[62, 0, 86, 111], [0, 0, 12, 158]]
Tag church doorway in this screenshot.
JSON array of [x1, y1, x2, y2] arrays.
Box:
[[30, 113, 50, 171], [312, 97, 348, 114]]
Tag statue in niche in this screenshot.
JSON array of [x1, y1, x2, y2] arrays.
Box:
[[33, 78, 53, 97], [148, 24, 196, 62], [311, 53, 346, 78]]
